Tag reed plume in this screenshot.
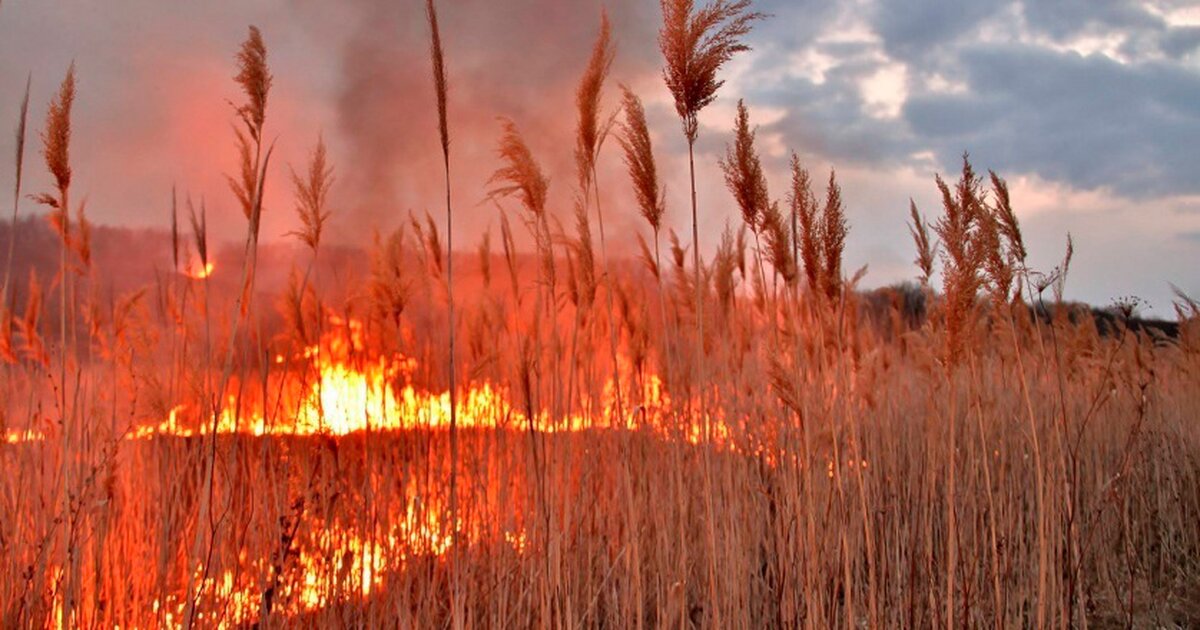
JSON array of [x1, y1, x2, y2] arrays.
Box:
[[424, 14, 454, 515], [1172, 284, 1200, 322], [369, 227, 411, 330], [713, 222, 739, 314], [734, 221, 747, 278], [488, 120, 555, 382], [1052, 233, 1073, 303], [282, 268, 316, 346], [933, 155, 988, 365], [40, 66, 74, 207], [571, 196, 597, 313], [499, 210, 520, 302], [820, 169, 847, 301], [489, 119, 548, 221], [988, 171, 1025, 264], [288, 135, 334, 253], [228, 26, 273, 239], [667, 229, 691, 309], [930, 156, 991, 630], [721, 99, 776, 320], [427, 0, 449, 161], [789, 154, 820, 293], [907, 200, 936, 285], [720, 99, 768, 235], [618, 86, 664, 234], [564, 247, 580, 310], [659, 0, 763, 143], [234, 26, 270, 142], [762, 200, 795, 286], [33, 66, 76, 253], [409, 210, 444, 280], [575, 10, 614, 189], [976, 198, 1013, 305], [4, 74, 31, 303], [229, 130, 255, 220], [0, 80, 25, 372]]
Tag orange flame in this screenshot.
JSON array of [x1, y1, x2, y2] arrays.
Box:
[[184, 259, 214, 279], [3, 315, 743, 621]]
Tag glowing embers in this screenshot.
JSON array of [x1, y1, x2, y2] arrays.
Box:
[[143, 477, 528, 626], [3, 427, 45, 444], [183, 259, 214, 279]]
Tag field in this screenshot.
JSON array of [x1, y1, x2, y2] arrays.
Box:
[[2, 2, 1200, 628]]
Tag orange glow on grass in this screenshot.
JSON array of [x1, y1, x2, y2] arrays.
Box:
[[4, 314, 747, 622], [183, 259, 215, 279]]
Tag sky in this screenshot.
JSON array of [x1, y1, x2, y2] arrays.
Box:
[[0, 0, 1198, 316]]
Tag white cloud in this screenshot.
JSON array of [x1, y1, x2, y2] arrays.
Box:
[[924, 73, 969, 94], [788, 47, 838, 85], [1146, 1, 1200, 28], [860, 61, 909, 118]]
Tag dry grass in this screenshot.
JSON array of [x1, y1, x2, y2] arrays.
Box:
[[0, 10, 1198, 630]]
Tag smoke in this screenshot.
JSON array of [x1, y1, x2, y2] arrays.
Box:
[[321, 0, 664, 246], [0, 0, 669, 251]]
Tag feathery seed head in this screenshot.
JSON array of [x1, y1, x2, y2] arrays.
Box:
[[618, 86, 665, 233], [288, 134, 335, 252], [762, 200, 796, 285], [907, 200, 936, 284], [426, 0, 450, 158], [988, 170, 1026, 264], [820, 169, 847, 300], [790, 154, 822, 292], [720, 99, 769, 234], [576, 10, 615, 184], [235, 26, 271, 140], [488, 118, 549, 220], [659, 0, 763, 142], [41, 64, 75, 200]]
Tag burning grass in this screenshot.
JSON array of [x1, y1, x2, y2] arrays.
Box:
[[2, 4, 1200, 628]]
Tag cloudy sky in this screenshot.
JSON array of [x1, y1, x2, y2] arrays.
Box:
[[0, 0, 1198, 315]]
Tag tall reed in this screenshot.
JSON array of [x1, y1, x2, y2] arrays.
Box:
[[659, 4, 760, 621], [659, 0, 762, 390], [423, 0, 461, 625], [618, 86, 670, 384], [719, 99, 771, 324], [3, 75, 30, 305], [186, 27, 274, 628], [575, 10, 621, 427]]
